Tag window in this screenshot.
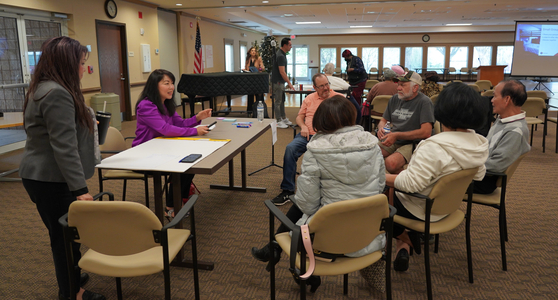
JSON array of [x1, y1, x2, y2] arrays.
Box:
[[0, 12, 64, 114], [497, 46, 513, 74], [405, 47, 423, 72], [239, 41, 247, 70], [224, 39, 234, 72], [287, 45, 309, 81], [320, 47, 336, 71], [362, 47, 379, 73], [473, 46, 492, 68], [383, 47, 400, 69], [449, 46, 468, 70], [427, 46, 445, 70]]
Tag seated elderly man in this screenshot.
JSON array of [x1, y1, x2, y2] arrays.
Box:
[[377, 71, 435, 174], [322, 63, 350, 90]]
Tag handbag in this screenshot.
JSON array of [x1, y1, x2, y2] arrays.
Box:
[[359, 260, 386, 293], [182, 182, 200, 204], [361, 102, 371, 116]]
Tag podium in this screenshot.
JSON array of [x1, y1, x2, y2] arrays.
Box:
[[477, 65, 507, 86]]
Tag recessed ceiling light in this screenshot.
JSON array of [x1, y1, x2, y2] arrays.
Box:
[[296, 21, 321, 24], [284, 13, 294, 17], [176, 3, 182, 6], [351, 25, 373, 28], [446, 23, 472, 26], [262, 0, 269, 3]]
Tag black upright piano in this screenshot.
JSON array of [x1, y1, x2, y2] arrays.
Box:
[[177, 72, 269, 116]]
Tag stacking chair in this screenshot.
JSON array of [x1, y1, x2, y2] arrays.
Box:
[[447, 67, 457, 80], [369, 95, 391, 132], [522, 97, 548, 152], [365, 79, 379, 90], [526, 90, 549, 103], [475, 80, 492, 92], [470, 68, 478, 80], [468, 84, 481, 93], [265, 194, 395, 300], [369, 67, 379, 79], [98, 127, 150, 206], [459, 67, 469, 80], [481, 90, 494, 98], [334, 67, 342, 77], [59, 196, 200, 300], [394, 168, 478, 300], [430, 94, 439, 105], [464, 153, 526, 271]]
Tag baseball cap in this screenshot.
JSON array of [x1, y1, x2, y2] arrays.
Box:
[[397, 71, 423, 85], [341, 49, 352, 58]]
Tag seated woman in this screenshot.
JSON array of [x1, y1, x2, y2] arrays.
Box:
[[386, 82, 489, 272], [251, 95, 386, 292], [133, 69, 212, 217]]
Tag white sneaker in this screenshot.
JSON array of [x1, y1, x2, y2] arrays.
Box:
[[276, 120, 289, 129], [282, 118, 293, 125]]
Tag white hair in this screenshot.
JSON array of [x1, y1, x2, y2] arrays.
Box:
[[323, 63, 335, 75]]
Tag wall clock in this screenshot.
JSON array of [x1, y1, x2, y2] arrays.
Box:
[[422, 34, 430, 43], [105, 0, 118, 19]]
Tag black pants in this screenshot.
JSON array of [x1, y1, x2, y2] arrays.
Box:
[[473, 175, 498, 194], [392, 193, 422, 237], [276, 204, 304, 235], [167, 173, 195, 208], [22, 179, 81, 299]]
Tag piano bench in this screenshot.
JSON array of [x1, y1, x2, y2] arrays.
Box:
[[181, 96, 213, 118]]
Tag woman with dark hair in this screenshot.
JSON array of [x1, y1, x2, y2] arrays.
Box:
[[133, 69, 212, 217], [19, 36, 105, 300], [386, 82, 489, 272], [242, 47, 265, 114], [251, 95, 386, 292]]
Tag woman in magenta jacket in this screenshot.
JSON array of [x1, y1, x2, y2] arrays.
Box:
[[133, 69, 212, 217]]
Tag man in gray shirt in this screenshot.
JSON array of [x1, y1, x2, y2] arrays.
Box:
[[377, 71, 435, 174], [271, 37, 295, 128]]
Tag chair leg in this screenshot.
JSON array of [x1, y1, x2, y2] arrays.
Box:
[[300, 277, 307, 300], [530, 125, 534, 146], [543, 124, 546, 153], [499, 208, 507, 271], [144, 176, 150, 208], [163, 264, 171, 300], [425, 232, 433, 300], [116, 277, 123, 300], [98, 171, 104, 200], [343, 274, 348, 295], [434, 234, 439, 253], [466, 210, 474, 283], [122, 179, 127, 202], [190, 208, 200, 300]]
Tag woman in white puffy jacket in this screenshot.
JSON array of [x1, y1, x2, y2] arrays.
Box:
[[251, 95, 386, 293]]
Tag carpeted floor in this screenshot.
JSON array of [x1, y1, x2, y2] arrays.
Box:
[[1, 105, 557, 300]]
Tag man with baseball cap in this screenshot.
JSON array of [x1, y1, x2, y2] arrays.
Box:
[[342, 49, 368, 105], [377, 71, 435, 174]]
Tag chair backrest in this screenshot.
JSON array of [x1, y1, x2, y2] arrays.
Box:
[[99, 126, 127, 152], [481, 90, 494, 97], [475, 80, 492, 91], [307, 194, 389, 254], [371, 95, 391, 114], [471, 68, 478, 73], [468, 84, 480, 93], [383, 67, 390, 72], [428, 168, 479, 216], [460, 67, 468, 73], [526, 90, 548, 101], [448, 67, 456, 72], [433, 121, 442, 135], [369, 67, 378, 73], [522, 97, 546, 117], [334, 67, 342, 74], [365, 80, 379, 89], [68, 201, 162, 255], [451, 80, 463, 83], [430, 94, 439, 104], [496, 153, 528, 187]]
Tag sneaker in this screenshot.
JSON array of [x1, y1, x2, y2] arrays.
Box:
[[271, 190, 294, 205], [282, 118, 293, 125], [276, 120, 289, 129]]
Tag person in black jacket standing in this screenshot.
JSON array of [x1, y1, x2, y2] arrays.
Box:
[[342, 49, 368, 105]]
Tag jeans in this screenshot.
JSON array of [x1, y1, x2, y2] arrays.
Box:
[[272, 83, 286, 122], [280, 133, 311, 192], [22, 179, 81, 299]]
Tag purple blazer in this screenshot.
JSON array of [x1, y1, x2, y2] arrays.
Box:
[[132, 99, 200, 147]]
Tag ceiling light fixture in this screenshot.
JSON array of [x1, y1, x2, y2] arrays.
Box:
[[446, 23, 472, 26], [262, 0, 269, 3], [350, 25, 373, 28], [176, 3, 182, 6], [296, 21, 321, 24]]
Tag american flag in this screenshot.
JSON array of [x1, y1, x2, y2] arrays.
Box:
[[194, 20, 204, 74]]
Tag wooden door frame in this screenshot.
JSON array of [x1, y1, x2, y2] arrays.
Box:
[[95, 20, 132, 121]]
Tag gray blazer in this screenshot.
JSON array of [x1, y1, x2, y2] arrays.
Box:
[[19, 81, 95, 194]]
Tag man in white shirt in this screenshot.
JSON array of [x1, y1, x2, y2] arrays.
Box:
[[322, 63, 350, 90]]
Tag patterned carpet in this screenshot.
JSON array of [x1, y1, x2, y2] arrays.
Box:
[[1, 106, 557, 300]]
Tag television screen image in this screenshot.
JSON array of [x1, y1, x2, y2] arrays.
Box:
[[511, 21, 558, 77]]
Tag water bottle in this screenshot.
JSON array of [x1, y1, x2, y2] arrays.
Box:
[[383, 121, 391, 134], [257, 100, 264, 122]]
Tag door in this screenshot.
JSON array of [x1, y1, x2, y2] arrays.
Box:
[[96, 21, 131, 121], [286, 45, 309, 82]]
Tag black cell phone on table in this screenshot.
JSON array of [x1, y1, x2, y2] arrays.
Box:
[[180, 154, 202, 163], [207, 121, 217, 130]]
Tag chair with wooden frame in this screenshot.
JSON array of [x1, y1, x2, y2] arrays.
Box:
[[265, 194, 395, 300], [394, 168, 478, 300], [59, 196, 200, 300], [464, 153, 527, 271]]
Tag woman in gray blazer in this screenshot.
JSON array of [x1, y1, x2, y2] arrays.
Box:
[[19, 37, 105, 300]]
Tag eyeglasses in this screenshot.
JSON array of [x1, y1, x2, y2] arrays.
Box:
[[315, 82, 330, 90]]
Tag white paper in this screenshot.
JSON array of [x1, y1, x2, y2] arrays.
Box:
[[271, 120, 278, 145]]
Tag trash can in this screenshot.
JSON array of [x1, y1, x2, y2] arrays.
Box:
[[90, 93, 121, 130]]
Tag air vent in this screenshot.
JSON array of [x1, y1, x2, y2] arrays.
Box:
[[404, 19, 433, 22], [229, 21, 247, 24]]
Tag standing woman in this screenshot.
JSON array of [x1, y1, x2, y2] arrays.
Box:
[[19, 37, 105, 300], [133, 69, 212, 217], [242, 47, 265, 114]]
